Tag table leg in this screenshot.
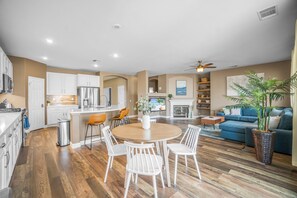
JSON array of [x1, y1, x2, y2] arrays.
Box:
[[162, 140, 171, 187]]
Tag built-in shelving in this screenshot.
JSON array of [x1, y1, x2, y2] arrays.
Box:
[[197, 74, 211, 115]]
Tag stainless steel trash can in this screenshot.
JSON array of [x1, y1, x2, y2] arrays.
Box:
[[57, 119, 70, 146], [0, 187, 12, 198]]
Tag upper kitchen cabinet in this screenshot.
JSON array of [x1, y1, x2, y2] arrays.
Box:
[[47, 72, 77, 95], [0, 47, 13, 93], [77, 74, 100, 87]]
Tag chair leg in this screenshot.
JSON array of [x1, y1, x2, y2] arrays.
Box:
[[135, 174, 138, 184], [152, 175, 158, 198], [99, 125, 102, 142], [84, 124, 89, 147], [174, 154, 178, 186], [156, 142, 160, 155], [104, 156, 112, 183], [127, 116, 130, 124], [185, 155, 188, 168], [110, 157, 114, 169], [159, 170, 165, 188], [124, 173, 132, 198], [90, 125, 93, 149], [193, 155, 202, 180]]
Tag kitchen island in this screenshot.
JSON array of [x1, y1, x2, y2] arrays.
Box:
[[70, 105, 122, 148]]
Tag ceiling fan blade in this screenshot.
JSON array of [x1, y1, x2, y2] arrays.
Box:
[[205, 66, 216, 68], [204, 63, 214, 67], [184, 68, 196, 71]]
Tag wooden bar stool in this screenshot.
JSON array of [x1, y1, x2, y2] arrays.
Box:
[[84, 114, 106, 149], [111, 108, 127, 128], [123, 108, 130, 124]]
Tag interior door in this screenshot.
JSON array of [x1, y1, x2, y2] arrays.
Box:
[[117, 85, 126, 108], [28, 76, 45, 131], [104, 87, 111, 106]]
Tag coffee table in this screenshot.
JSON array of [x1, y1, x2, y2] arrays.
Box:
[[201, 116, 224, 129]]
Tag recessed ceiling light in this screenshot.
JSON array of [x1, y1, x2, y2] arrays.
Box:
[[46, 38, 53, 44], [113, 53, 119, 58], [113, 24, 121, 29], [94, 64, 99, 68], [42, 56, 48, 60]]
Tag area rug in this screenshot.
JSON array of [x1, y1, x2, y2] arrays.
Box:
[[197, 124, 224, 140]]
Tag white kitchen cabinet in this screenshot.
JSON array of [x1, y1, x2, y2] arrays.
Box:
[[64, 74, 77, 95], [47, 72, 62, 95], [77, 74, 100, 87], [8, 61, 13, 79], [0, 113, 22, 190], [47, 105, 78, 125], [4, 134, 13, 188], [47, 72, 77, 95], [0, 47, 13, 92], [12, 121, 21, 167], [0, 49, 4, 92], [0, 136, 5, 189]]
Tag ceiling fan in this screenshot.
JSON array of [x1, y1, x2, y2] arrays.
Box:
[[185, 60, 217, 72]]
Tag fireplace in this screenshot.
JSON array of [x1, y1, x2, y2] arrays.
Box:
[[173, 105, 189, 117], [169, 99, 194, 118]]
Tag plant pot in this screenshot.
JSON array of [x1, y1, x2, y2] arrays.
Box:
[[252, 129, 276, 165], [142, 115, 150, 129]]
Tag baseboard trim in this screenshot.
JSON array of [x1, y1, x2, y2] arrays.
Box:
[[70, 142, 81, 149]]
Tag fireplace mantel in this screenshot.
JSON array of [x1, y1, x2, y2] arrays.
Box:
[[169, 99, 194, 118]]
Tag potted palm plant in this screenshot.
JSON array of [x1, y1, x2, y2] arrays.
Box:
[[228, 71, 297, 164]]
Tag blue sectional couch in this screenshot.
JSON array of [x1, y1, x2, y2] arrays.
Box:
[[217, 107, 293, 155]]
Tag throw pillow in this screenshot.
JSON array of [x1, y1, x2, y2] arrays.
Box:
[[231, 108, 241, 116], [223, 107, 231, 115], [269, 116, 281, 130], [270, 108, 282, 117]]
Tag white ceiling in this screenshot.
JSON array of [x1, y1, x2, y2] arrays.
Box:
[[0, 0, 296, 75]]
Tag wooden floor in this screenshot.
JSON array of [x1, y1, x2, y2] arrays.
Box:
[[10, 118, 297, 198]]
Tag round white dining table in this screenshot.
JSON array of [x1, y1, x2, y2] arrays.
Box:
[[112, 122, 182, 187]]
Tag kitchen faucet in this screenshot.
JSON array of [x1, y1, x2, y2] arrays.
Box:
[[101, 95, 111, 107]]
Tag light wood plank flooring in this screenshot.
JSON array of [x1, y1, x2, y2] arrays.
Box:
[[10, 118, 297, 198]]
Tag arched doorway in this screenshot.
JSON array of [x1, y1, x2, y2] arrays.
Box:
[[102, 75, 128, 108]]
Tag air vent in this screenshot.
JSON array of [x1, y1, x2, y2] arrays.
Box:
[[258, 6, 278, 21]]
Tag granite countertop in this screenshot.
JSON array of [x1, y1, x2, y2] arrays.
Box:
[[70, 105, 122, 114], [0, 112, 22, 137]]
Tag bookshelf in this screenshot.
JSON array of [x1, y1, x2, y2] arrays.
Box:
[[197, 73, 211, 115]]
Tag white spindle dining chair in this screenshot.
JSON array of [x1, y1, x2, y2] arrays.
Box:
[[124, 141, 164, 198], [102, 126, 127, 183], [167, 124, 202, 185]]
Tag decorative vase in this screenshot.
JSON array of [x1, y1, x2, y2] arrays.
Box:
[[142, 115, 150, 129], [252, 129, 276, 165]]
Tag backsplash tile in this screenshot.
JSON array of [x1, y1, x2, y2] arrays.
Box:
[[46, 95, 77, 105]]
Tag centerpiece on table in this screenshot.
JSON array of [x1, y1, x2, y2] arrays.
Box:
[[136, 97, 154, 129], [227, 71, 297, 164]]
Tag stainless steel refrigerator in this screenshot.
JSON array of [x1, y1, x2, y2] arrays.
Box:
[[77, 87, 100, 108]]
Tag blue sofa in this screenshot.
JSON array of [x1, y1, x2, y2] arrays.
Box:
[[217, 107, 293, 155], [217, 107, 258, 122], [245, 108, 293, 154]]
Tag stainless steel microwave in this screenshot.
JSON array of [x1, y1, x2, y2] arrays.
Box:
[[3, 74, 13, 93]]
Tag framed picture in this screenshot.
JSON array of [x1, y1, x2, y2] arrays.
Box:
[[176, 80, 187, 95]]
